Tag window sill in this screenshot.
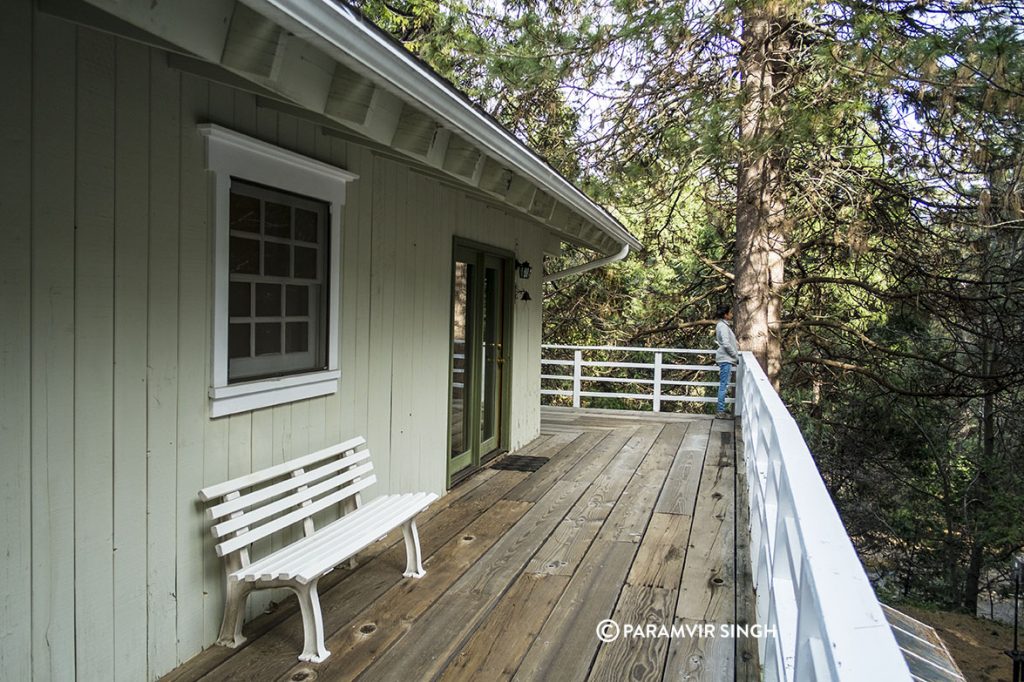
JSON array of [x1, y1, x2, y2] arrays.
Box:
[[209, 370, 340, 418]]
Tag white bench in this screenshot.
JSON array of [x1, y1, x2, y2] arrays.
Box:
[[197, 436, 438, 663]]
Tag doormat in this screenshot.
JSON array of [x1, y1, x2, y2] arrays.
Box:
[[491, 455, 549, 472]]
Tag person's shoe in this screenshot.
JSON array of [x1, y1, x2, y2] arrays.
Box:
[[715, 411, 728, 419]]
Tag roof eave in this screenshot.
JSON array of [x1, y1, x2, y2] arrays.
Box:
[[242, 0, 642, 253]]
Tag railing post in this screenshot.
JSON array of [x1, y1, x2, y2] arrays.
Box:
[[653, 352, 662, 412], [572, 349, 582, 408]]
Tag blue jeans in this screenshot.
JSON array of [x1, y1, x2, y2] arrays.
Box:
[[717, 362, 732, 412]]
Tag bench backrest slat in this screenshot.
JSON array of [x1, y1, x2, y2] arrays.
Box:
[[198, 435, 366, 502], [215, 474, 378, 557], [207, 450, 371, 520], [212, 461, 375, 538]]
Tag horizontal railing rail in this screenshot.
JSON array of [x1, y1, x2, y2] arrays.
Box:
[[540, 344, 734, 411], [737, 351, 910, 681]]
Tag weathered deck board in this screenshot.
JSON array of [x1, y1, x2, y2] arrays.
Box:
[[358, 478, 592, 681], [513, 539, 639, 682], [439, 573, 572, 681], [161, 408, 750, 682], [504, 428, 609, 502], [655, 419, 710, 516], [588, 585, 675, 682], [668, 418, 737, 681], [526, 426, 661, 576], [674, 427, 735, 622], [664, 617, 735, 681], [626, 512, 692, 589]]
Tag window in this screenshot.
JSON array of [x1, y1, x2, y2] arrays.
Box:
[[227, 182, 329, 381], [200, 124, 358, 417]]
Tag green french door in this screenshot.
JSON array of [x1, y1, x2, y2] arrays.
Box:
[[448, 243, 512, 484]]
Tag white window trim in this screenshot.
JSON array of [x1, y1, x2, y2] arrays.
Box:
[[199, 124, 358, 418]]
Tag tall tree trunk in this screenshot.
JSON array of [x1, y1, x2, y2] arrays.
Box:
[[963, 540, 985, 614], [961, 171, 1006, 613], [735, 4, 789, 386], [963, 337, 996, 613]]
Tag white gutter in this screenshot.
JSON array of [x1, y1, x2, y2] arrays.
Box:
[[543, 244, 629, 283], [244, 0, 643, 254]]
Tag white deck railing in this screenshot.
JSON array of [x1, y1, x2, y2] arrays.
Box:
[[540, 344, 910, 681], [736, 351, 910, 681], [540, 344, 734, 410]]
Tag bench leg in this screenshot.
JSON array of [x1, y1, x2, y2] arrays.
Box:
[[216, 579, 251, 648], [293, 579, 330, 663], [402, 518, 426, 578]]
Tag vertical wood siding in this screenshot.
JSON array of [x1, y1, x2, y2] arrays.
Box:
[[0, 2, 33, 680], [113, 37, 151, 682], [29, 12, 78, 681], [9, 14, 548, 680], [73, 28, 117, 681]]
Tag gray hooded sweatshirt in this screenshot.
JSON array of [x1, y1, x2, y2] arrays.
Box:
[[715, 319, 739, 365]]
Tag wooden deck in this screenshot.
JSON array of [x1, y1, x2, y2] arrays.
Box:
[[163, 407, 756, 682]]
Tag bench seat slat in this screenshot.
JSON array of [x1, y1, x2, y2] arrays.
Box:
[[215, 475, 378, 557], [240, 495, 404, 580], [212, 461, 375, 537], [233, 493, 435, 583], [291, 493, 437, 583], [198, 435, 367, 502], [208, 450, 372, 519], [266, 494, 434, 582]]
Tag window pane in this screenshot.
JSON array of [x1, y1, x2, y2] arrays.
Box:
[[294, 246, 318, 279], [295, 208, 319, 243], [286, 322, 308, 353], [230, 192, 260, 233], [228, 323, 250, 359], [264, 242, 290, 277], [230, 236, 260, 274], [265, 202, 291, 238], [255, 322, 281, 355], [255, 283, 281, 317], [229, 281, 251, 317], [286, 284, 309, 316]]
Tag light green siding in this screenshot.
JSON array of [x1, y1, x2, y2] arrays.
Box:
[[3, 12, 548, 681], [1, 2, 33, 681]]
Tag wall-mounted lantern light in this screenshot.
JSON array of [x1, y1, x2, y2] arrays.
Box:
[[516, 260, 532, 280]]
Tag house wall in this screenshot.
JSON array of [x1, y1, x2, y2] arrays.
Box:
[[0, 10, 546, 681]]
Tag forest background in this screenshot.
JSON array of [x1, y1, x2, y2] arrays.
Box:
[[351, 0, 1024, 619]]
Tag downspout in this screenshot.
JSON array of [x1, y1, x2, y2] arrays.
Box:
[[543, 243, 630, 283]]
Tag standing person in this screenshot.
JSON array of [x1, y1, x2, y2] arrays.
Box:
[[714, 304, 739, 418]]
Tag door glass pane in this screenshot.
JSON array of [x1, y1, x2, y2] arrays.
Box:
[[450, 260, 473, 459], [480, 265, 498, 441]]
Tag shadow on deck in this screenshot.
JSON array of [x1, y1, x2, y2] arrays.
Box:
[[163, 407, 757, 681]]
